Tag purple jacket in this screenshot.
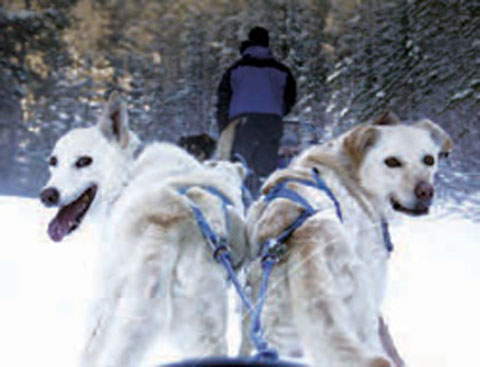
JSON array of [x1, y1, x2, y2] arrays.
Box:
[[217, 46, 296, 132]]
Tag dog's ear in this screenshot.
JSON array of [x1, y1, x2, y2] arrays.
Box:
[[372, 111, 401, 126], [343, 125, 379, 168], [99, 92, 131, 148], [414, 118, 453, 158]]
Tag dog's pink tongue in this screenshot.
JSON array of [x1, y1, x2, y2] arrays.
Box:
[[47, 204, 78, 242], [48, 216, 67, 242]]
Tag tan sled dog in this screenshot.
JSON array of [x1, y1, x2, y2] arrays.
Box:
[[40, 94, 247, 366], [241, 112, 452, 367]]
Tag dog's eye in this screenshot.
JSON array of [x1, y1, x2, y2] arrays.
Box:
[[384, 157, 402, 168], [423, 155, 435, 166], [49, 156, 58, 167], [75, 156, 93, 168]]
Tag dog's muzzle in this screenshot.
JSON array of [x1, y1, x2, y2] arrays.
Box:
[[42, 185, 98, 242], [391, 181, 434, 216]]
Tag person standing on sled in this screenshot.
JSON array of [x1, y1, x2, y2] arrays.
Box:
[[216, 26, 297, 196]]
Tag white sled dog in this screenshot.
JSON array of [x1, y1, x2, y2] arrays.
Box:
[[241, 112, 453, 367], [40, 94, 247, 367]]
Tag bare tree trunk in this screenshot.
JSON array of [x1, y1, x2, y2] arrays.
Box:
[[0, 71, 21, 195]]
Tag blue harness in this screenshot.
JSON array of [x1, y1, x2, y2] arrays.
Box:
[[259, 168, 344, 260], [250, 168, 395, 362], [247, 169, 345, 360], [178, 186, 276, 360], [180, 169, 394, 362]]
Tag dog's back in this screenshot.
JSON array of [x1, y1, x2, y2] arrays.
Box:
[[41, 95, 249, 367], [92, 142, 248, 365], [241, 112, 452, 367]]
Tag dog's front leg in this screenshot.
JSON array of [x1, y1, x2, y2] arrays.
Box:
[[379, 317, 405, 367], [79, 278, 126, 367], [287, 217, 392, 367], [96, 251, 171, 367]]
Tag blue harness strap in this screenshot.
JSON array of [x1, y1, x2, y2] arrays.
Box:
[[248, 168, 346, 361], [259, 169, 344, 257], [264, 182, 316, 214], [381, 219, 394, 253], [250, 169, 396, 361], [178, 170, 394, 363], [312, 168, 343, 222], [249, 256, 279, 361], [178, 186, 233, 232], [178, 185, 275, 360]]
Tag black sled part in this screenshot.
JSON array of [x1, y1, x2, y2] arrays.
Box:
[[161, 356, 306, 367]]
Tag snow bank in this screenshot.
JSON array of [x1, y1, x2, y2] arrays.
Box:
[[0, 196, 100, 366], [0, 196, 478, 366]]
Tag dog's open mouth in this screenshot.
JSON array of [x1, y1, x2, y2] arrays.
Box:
[[48, 185, 97, 242], [390, 197, 429, 216]]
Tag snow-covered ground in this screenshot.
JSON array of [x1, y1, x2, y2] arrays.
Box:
[[0, 196, 478, 366]]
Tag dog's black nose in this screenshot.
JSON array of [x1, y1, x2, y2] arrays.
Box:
[[40, 187, 60, 207], [415, 181, 434, 201]]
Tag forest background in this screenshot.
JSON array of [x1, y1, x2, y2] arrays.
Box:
[[0, 0, 479, 219]]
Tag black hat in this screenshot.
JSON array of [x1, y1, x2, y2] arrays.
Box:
[[248, 26, 269, 47]]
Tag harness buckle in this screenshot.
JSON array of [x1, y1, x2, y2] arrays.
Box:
[[213, 238, 230, 260], [262, 238, 287, 262]]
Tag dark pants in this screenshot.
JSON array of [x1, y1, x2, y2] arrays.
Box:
[[231, 114, 283, 196]]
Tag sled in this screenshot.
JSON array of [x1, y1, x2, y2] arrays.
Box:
[[162, 356, 306, 366]]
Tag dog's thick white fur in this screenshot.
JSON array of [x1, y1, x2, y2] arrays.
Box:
[[41, 94, 247, 366], [240, 112, 453, 367]]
